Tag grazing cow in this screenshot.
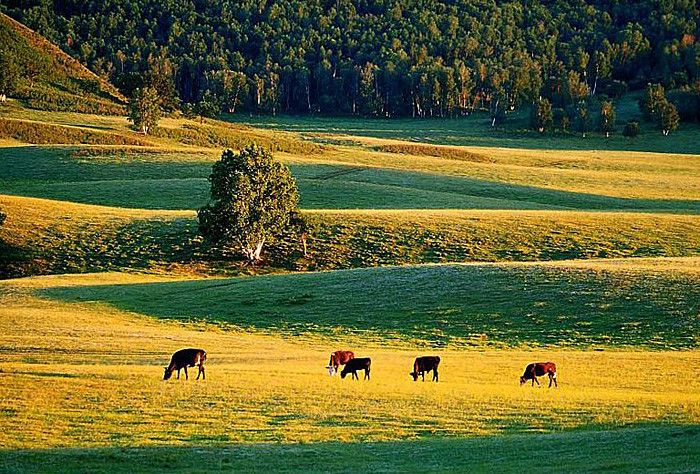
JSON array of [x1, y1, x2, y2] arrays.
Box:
[[410, 356, 440, 382], [520, 362, 557, 388], [341, 357, 371, 380], [164, 348, 206, 381], [327, 350, 355, 376]]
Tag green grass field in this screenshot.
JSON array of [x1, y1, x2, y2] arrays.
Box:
[[2, 101, 700, 472], [3, 146, 699, 212], [4, 425, 699, 473], [42, 258, 700, 349]]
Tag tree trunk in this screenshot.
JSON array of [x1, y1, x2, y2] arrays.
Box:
[[244, 238, 266, 265], [301, 233, 308, 257]]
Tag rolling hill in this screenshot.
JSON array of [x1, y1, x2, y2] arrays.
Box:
[[0, 12, 125, 115]]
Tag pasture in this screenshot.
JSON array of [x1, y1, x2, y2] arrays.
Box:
[[1, 103, 699, 471], [0, 272, 699, 472]]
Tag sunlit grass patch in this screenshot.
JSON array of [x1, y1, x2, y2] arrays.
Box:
[[0, 277, 698, 450]]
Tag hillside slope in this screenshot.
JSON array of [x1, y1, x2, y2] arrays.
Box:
[[0, 13, 125, 115]]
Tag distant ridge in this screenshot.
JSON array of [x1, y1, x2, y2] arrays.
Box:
[[0, 13, 125, 114]]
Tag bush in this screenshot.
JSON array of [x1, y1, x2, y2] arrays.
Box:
[[623, 121, 640, 138], [553, 108, 570, 132]]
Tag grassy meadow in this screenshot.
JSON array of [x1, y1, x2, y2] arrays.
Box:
[[1, 101, 700, 471], [1, 272, 699, 471]]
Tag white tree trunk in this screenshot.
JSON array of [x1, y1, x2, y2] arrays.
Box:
[[244, 238, 266, 264]]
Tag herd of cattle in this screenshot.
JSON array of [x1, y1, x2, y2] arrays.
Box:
[[164, 348, 558, 387]]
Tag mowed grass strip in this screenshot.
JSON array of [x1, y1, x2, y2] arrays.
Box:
[[0, 277, 698, 452], [40, 258, 700, 348]]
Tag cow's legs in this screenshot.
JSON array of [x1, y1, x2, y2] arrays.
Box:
[[184, 366, 189, 380], [365, 368, 370, 380], [177, 369, 181, 379], [352, 371, 358, 380], [197, 364, 205, 380], [433, 369, 438, 382], [551, 372, 557, 388], [422, 371, 425, 382], [533, 376, 540, 386]]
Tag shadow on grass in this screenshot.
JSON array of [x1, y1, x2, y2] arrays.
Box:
[[1, 424, 698, 473], [2, 146, 699, 212], [41, 264, 700, 348]]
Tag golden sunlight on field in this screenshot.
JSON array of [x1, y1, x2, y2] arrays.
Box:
[[1, 274, 698, 449]]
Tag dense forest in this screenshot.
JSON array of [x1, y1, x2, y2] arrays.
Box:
[[1, 0, 698, 118]]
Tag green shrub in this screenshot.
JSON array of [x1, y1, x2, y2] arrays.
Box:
[[623, 121, 640, 138]]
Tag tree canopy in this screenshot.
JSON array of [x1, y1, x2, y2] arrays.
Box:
[[4, 0, 698, 117], [127, 86, 161, 134], [198, 145, 299, 264]]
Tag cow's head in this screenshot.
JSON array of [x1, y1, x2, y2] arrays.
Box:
[[340, 369, 348, 379], [519, 376, 527, 386], [327, 366, 335, 376], [410, 371, 418, 381], [163, 367, 173, 380]]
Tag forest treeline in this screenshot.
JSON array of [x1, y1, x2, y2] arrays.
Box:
[[2, 0, 698, 118]]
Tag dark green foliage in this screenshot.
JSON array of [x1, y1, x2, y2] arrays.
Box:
[[575, 101, 591, 137], [6, 1, 698, 117], [640, 84, 667, 121], [531, 98, 553, 133], [198, 145, 299, 263], [668, 85, 700, 122], [0, 50, 20, 98], [658, 101, 680, 136], [623, 121, 640, 138], [598, 101, 616, 137], [127, 87, 161, 135], [143, 57, 179, 112], [192, 90, 221, 122]]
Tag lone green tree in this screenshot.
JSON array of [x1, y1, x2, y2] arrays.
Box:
[[598, 100, 616, 137], [575, 101, 591, 138], [639, 84, 666, 121], [198, 145, 299, 264], [193, 90, 221, 122], [128, 86, 161, 134], [531, 98, 553, 133], [658, 101, 679, 136]]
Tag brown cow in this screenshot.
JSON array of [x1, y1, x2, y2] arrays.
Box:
[[164, 348, 206, 380], [327, 350, 354, 376], [410, 356, 440, 382], [520, 362, 557, 388], [341, 357, 371, 380]]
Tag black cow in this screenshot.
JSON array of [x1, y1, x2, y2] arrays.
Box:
[[410, 356, 440, 382], [164, 348, 207, 380], [341, 357, 371, 380]]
